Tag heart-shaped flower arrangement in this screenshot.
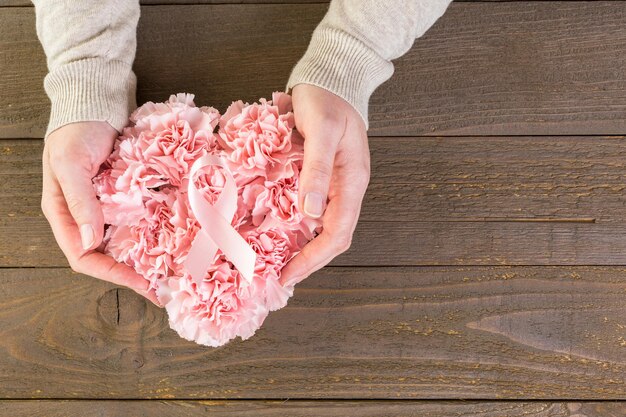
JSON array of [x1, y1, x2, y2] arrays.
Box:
[[93, 92, 322, 347]]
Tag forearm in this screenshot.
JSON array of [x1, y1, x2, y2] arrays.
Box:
[[286, 0, 452, 128], [32, 0, 140, 138]]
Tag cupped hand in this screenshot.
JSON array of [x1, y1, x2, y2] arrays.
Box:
[[41, 121, 161, 306], [279, 84, 371, 287]]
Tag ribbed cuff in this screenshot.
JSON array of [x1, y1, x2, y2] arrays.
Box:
[[43, 58, 137, 139], [285, 26, 394, 130]]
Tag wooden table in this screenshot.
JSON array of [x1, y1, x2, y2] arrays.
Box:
[[1, 1, 625, 415]]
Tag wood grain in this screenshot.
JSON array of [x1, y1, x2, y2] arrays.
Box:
[[0, 266, 624, 399], [5, 137, 626, 267], [2, 3, 626, 138], [2, 400, 626, 417]]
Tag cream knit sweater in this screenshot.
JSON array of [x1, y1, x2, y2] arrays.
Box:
[[32, 0, 451, 137]]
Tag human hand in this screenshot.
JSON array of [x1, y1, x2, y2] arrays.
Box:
[[41, 121, 161, 307], [279, 84, 371, 287]]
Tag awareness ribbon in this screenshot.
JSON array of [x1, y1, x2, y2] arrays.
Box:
[[183, 154, 256, 285]]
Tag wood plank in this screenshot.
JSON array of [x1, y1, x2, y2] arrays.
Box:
[[0, 266, 624, 398], [4, 137, 626, 267], [2, 400, 626, 417], [2, 3, 626, 138]]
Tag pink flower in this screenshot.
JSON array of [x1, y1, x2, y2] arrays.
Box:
[[126, 93, 220, 187], [217, 92, 302, 180], [156, 261, 269, 347], [167, 195, 202, 271], [240, 226, 300, 311], [131, 93, 220, 141], [103, 188, 196, 289], [95, 159, 169, 227], [241, 163, 322, 238], [246, 171, 300, 225]]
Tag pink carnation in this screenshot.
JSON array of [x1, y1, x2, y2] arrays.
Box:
[[123, 93, 220, 187], [218, 92, 302, 180], [156, 262, 269, 347], [239, 226, 301, 311], [241, 164, 320, 239], [103, 188, 196, 289]]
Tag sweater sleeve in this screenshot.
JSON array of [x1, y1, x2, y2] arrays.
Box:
[[31, 0, 140, 139], [285, 0, 452, 129]]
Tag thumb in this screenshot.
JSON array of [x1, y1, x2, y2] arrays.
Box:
[[54, 159, 104, 251], [298, 127, 340, 219]]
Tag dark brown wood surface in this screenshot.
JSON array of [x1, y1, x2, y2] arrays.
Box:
[[2, 3, 626, 138], [2, 0, 626, 413], [0, 266, 624, 399], [3, 400, 626, 417]]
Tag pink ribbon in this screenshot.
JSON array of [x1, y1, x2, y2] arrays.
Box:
[[183, 154, 256, 285]]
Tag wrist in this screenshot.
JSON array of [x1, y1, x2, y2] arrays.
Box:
[[286, 26, 394, 130], [43, 57, 137, 139]]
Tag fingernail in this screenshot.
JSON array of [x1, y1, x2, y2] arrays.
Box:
[[80, 224, 95, 250], [303, 192, 324, 218]]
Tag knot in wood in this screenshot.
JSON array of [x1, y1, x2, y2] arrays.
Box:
[[97, 288, 147, 328]]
